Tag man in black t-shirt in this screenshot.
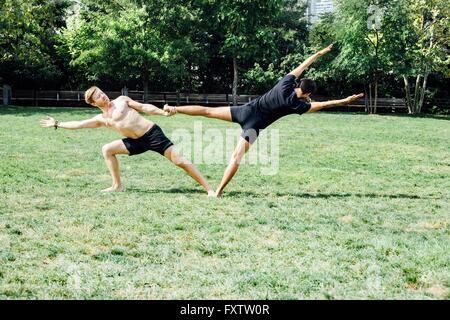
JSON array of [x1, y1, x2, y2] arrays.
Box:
[[164, 44, 364, 197]]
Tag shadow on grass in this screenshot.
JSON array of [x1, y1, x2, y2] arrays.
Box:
[[125, 187, 205, 195], [122, 187, 445, 200], [226, 191, 445, 200]]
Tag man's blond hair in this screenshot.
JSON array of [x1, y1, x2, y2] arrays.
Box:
[[85, 86, 99, 105]]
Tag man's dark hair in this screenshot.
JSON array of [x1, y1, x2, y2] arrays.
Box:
[[299, 78, 317, 95]]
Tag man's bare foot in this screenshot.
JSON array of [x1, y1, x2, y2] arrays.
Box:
[[215, 190, 223, 198], [101, 186, 124, 193]]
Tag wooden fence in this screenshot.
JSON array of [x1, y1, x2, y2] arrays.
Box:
[[8, 89, 260, 106], [2, 88, 449, 112]]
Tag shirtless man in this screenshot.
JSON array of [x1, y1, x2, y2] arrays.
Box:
[[164, 45, 364, 197], [40, 86, 214, 195]]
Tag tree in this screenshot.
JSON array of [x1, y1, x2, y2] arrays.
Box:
[[401, 0, 450, 114], [305, 12, 344, 95], [242, 0, 309, 94], [309, 0, 449, 114], [0, 0, 71, 88], [61, 3, 164, 98], [330, 0, 394, 114], [215, 0, 283, 104], [60, 0, 203, 96]]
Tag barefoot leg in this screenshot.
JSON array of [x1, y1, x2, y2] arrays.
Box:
[[101, 140, 129, 192], [164, 146, 214, 195], [175, 106, 233, 122], [215, 137, 251, 197]]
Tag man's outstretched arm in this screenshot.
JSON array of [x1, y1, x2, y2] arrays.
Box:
[[40, 115, 103, 130], [308, 94, 364, 113], [289, 44, 333, 79], [127, 98, 170, 116]]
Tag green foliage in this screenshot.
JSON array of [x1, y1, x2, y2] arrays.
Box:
[[59, 0, 207, 91], [242, 0, 309, 93], [406, 0, 450, 77], [217, 0, 282, 59], [305, 13, 343, 93], [306, 0, 449, 102], [0, 0, 71, 87], [332, 0, 381, 83], [243, 63, 284, 94], [0, 0, 448, 99], [61, 4, 162, 88]]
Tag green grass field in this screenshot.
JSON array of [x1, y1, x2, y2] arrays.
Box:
[[0, 106, 449, 299]]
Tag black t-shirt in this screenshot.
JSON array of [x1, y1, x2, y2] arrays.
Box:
[[252, 74, 311, 129]]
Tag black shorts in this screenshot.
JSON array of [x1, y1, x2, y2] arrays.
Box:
[[230, 103, 263, 144], [122, 125, 174, 156]]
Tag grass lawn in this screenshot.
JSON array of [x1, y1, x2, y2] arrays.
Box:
[[0, 106, 449, 299]]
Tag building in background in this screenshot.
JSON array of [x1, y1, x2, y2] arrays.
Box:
[[305, 0, 335, 24]]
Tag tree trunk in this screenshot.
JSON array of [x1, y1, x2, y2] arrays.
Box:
[[374, 80, 378, 115], [232, 57, 238, 106], [416, 16, 434, 115], [417, 70, 429, 114], [143, 69, 149, 103], [367, 82, 379, 114], [373, 31, 379, 115], [364, 84, 369, 113], [413, 75, 421, 114], [403, 76, 413, 114]]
